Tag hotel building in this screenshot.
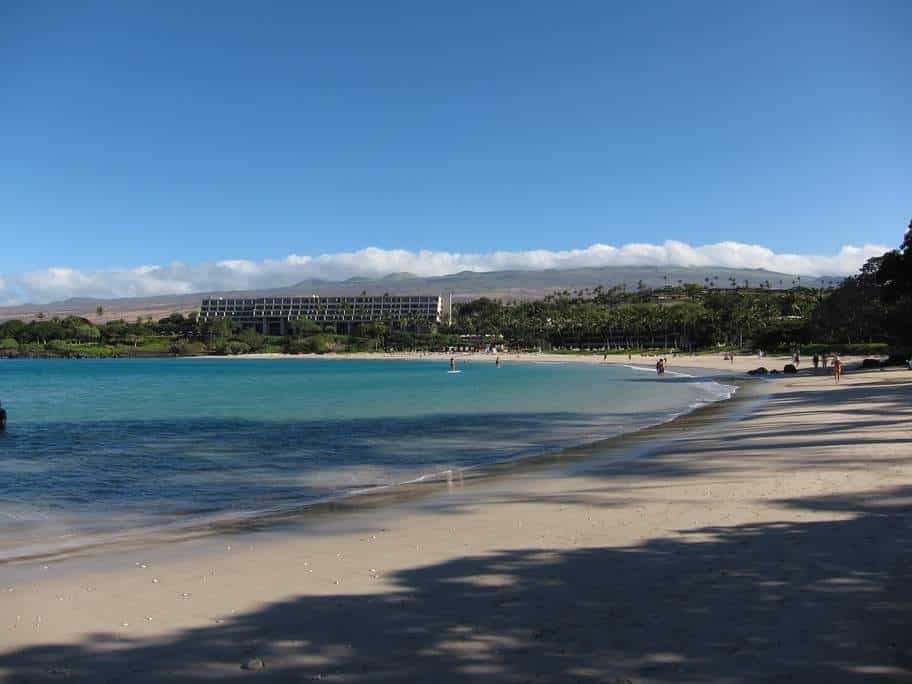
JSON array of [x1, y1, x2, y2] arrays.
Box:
[[199, 294, 443, 335]]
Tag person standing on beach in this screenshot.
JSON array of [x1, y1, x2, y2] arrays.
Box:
[[833, 356, 843, 383], [813, 354, 820, 371]]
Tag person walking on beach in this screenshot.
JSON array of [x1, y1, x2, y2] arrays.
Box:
[[833, 356, 843, 383], [813, 354, 820, 371]]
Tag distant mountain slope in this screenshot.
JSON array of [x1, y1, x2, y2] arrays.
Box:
[[291, 265, 833, 298], [0, 265, 840, 322]]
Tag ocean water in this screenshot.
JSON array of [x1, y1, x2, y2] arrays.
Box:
[[0, 358, 732, 559]]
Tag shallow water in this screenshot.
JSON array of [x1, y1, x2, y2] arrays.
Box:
[[0, 358, 732, 558]]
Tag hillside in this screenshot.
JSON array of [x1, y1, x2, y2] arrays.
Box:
[[0, 265, 837, 322]]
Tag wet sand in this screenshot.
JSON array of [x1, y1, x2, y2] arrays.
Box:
[[1, 365, 910, 682]]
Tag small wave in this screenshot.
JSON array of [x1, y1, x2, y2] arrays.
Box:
[[623, 363, 695, 378]]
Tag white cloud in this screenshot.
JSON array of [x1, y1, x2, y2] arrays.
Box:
[[0, 240, 890, 305]]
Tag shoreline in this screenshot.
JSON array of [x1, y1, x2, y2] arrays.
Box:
[[184, 348, 876, 375], [2, 368, 909, 681], [0, 378, 756, 587], [3, 348, 878, 381], [0, 364, 742, 567]]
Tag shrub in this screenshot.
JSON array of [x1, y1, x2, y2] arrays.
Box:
[[0, 337, 18, 351], [237, 329, 265, 352], [226, 341, 250, 355], [170, 340, 207, 355], [284, 338, 317, 354], [284, 334, 338, 354]]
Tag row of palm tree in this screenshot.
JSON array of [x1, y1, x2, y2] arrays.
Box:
[[449, 285, 831, 351]]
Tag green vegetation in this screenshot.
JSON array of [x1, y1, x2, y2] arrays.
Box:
[[441, 220, 911, 357], [2, 221, 910, 360]]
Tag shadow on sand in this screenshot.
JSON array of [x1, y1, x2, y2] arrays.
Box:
[[1, 486, 910, 683]]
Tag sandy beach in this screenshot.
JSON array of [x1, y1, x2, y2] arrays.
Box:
[[210, 349, 847, 375], [1, 363, 910, 682]]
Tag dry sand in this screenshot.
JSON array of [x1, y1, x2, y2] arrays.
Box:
[[1, 364, 910, 682]]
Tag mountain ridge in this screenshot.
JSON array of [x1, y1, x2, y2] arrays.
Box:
[[0, 265, 841, 323]]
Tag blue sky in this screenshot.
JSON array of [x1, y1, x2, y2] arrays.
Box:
[[0, 1, 909, 300]]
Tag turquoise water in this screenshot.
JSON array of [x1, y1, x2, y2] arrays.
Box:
[[0, 358, 731, 557]]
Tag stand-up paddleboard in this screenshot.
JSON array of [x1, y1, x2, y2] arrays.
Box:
[[447, 369, 462, 374]]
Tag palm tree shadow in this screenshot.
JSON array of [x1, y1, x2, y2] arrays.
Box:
[[2, 487, 910, 683]]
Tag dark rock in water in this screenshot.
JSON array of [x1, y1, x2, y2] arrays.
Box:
[[783, 364, 797, 374], [861, 358, 882, 369], [747, 367, 769, 376], [769, 369, 780, 375], [883, 352, 911, 367], [242, 657, 265, 671]]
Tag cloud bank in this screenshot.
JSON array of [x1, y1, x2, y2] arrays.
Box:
[[0, 240, 889, 305]]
